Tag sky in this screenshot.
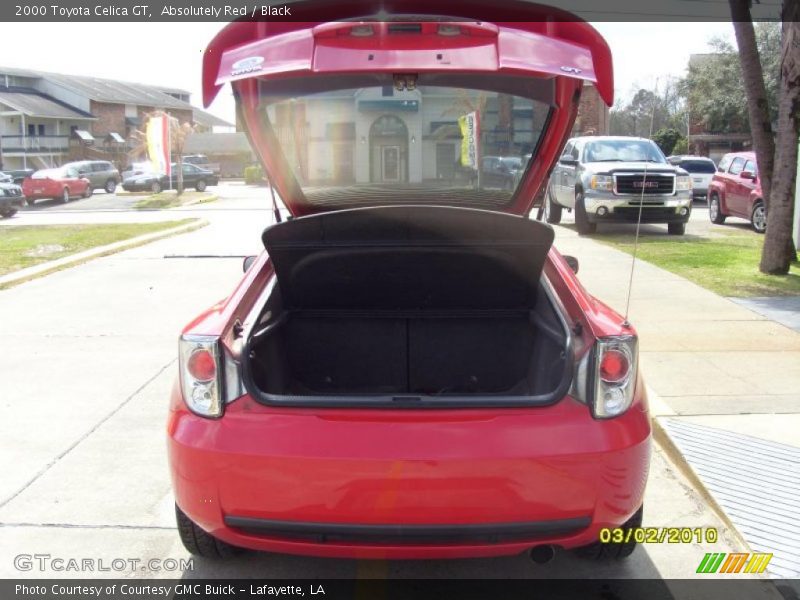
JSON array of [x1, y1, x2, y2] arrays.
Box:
[[0, 21, 736, 122]]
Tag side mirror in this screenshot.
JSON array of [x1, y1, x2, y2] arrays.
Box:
[[559, 156, 577, 166], [740, 170, 755, 181], [242, 255, 257, 273], [563, 255, 579, 274]]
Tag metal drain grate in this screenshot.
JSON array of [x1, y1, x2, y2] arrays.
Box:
[[662, 418, 800, 578]]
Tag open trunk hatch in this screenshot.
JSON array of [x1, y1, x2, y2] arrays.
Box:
[[242, 206, 572, 407], [203, 2, 613, 216]]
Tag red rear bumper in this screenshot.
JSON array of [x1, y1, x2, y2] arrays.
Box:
[[167, 383, 650, 559]]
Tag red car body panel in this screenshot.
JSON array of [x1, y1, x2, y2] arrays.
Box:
[[22, 171, 90, 201], [168, 3, 652, 560], [708, 151, 763, 220]]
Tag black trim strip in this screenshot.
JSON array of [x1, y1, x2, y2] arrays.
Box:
[[224, 516, 591, 545]]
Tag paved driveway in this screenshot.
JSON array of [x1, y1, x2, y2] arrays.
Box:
[[0, 188, 771, 586]]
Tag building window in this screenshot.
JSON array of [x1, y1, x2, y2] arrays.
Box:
[[38, 124, 45, 136]]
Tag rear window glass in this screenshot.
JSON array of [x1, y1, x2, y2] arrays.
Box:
[[679, 160, 716, 174], [260, 80, 551, 210]]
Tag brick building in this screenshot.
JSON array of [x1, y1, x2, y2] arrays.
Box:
[[573, 82, 610, 136], [0, 66, 232, 171]]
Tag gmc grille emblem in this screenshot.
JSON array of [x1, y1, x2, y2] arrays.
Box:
[[633, 180, 659, 188]]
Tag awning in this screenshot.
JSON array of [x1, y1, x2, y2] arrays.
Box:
[[72, 129, 95, 142], [106, 132, 125, 143]]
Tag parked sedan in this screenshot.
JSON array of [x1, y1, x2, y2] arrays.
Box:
[[0, 179, 24, 218], [122, 163, 218, 193], [707, 151, 766, 233], [21, 166, 92, 205], [168, 6, 651, 566]]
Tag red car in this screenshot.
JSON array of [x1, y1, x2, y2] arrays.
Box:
[[22, 166, 92, 205], [707, 151, 766, 233], [168, 2, 651, 564]]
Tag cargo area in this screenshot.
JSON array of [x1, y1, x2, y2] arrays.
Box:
[[243, 206, 572, 405]]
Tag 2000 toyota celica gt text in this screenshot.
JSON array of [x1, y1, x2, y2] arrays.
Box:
[[168, 0, 652, 563]]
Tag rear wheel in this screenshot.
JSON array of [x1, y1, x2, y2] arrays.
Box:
[[709, 193, 726, 224], [195, 179, 207, 192], [751, 201, 767, 234], [668, 222, 686, 235], [83, 186, 93, 199], [104, 179, 116, 194], [150, 181, 162, 194], [175, 504, 241, 559], [574, 191, 596, 235], [546, 188, 563, 224], [575, 505, 643, 560]]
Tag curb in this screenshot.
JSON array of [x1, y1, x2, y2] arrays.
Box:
[[0, 219, 208, 290], [647, 386, 753, 553]]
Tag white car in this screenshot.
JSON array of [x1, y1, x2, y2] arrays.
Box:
[[668, 156, 716, 201]]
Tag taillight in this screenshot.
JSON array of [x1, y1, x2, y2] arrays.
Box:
[[591, 337, 638, 419], [179, 335, 223, 417]]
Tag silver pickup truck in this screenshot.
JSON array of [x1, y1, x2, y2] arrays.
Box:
[[545, 136, 692, 235]]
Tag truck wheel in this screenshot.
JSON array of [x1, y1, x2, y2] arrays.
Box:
[[175, 504, 241, 559], [668, 222, 686, 235], [546, 188, 563, 224], [574, 191, 596, 235], [709, 194, 726, 224], [105, 179, 117, 194], [575, 506, 643, 560], [751, 201, 766, 234], [0, 208, 17, 218]]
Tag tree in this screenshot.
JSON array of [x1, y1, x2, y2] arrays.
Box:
[[729, 0, 798, 274], [683, 23, 781, 134], [129, 111, 195, 196], [652, 128, 684, 156]]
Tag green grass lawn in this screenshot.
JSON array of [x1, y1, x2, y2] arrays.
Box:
[[134, 191, 217, 210], [0, 220, 195, 277], [596, 229, 800, 297]]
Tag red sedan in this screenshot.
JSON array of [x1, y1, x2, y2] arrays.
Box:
[[21, 166, 92, 205], [707, 151, 766, 233], [168, 2, 651, 564]]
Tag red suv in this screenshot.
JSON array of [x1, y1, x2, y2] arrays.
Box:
[[707, 151, 766, 233], [168, 2, 651, 564]]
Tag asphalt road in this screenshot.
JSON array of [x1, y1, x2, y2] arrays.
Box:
[[0, 184, 775, 587]]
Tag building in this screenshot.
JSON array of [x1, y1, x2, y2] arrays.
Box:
[[0, 66, 233, 171]]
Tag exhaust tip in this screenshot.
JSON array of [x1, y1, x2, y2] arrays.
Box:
[[529, 544, 556, 564]]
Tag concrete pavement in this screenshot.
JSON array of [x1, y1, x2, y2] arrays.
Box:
[[0, 185, 767, 583], [550, 211, 800, 579]]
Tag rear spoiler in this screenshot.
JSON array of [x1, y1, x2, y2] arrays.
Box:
[[202, 0, 613, 108]]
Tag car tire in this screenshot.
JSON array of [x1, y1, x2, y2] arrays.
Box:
[[0, 208, 17, 218], [61, 188, 70, 204], [575, 505, 643, 560], [150, 181, 162, 194], [709, 193, 726, 224], [175, 504, 240, 559], [105, 179, 116, 194], [574, 191, 596, 235], [546, 188, 563, 225], [668, 222, 686, 235], [195, 179, 207, 192], [83, 186, 93, 199], [751, 201, 767, 234], [25, 198, 35, 206]]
